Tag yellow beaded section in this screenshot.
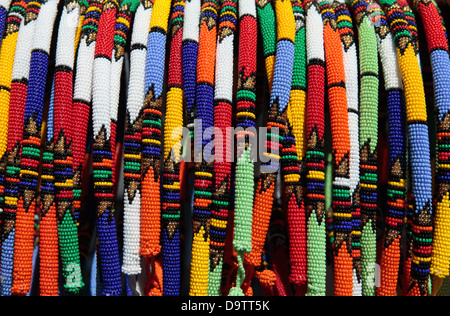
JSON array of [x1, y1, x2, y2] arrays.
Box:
[[189, 226, 210, 296], [431, 192, 450, 277], [0, 31, 19, 160], [163, 87, 183, 160], [149, 0, 172, 31], [276, 0, 296, 42], [287, 88, 306, 160]]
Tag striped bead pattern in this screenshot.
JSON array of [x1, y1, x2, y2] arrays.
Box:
[[304, 0, 327, 297], [379, 0, 433, 297], [161, 0, 184, 296], [369, 0, 407, 296], [121, 0, 153, 277], [319, 0, 353, 296], [12, 0, 59, 295], [207, 0, 237, 296]]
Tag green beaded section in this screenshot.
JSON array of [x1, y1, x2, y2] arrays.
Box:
[[257, 1, 276, 59], [58, 211, 84, 293], [306, 209, 327, 296], [361, 219, 377, 296]]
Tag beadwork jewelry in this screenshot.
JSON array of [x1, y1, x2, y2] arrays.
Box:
[[0, 0, 28, 297], [319, 0, 353, 296], [72, 0, 103, 224], [303, 0, 327, 297], [189, 0, 219, 297], [207, 0, 237, 296], [245, 0, 296, 297], [53, 0, 86, 294], [368, 0, 407, 297], [161, 0, 184, 296], [106, 0, 141, 281], [140, 0, 171, 296], [280, 0, 307, 294], [241, 0, 277, 297], [379, 0, 433, 296], [412, 0, 450, 287], [121, 0, 153, 277], [92, 0, 122, 296], [12, 0, 59, 295], [333, 0, 361, 296], [0, 0, 11, 52], [228, 0, 256, 297], [349, 0, 380, 296]]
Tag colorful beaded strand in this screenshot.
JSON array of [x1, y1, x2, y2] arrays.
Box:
[[160, 0, 184, 296], [228, 0, 257, 296], [369, 0, 407, 296], [241, 0, 278, 296], [92, 0, 122, 296], [411, 0, 450, 285], [245, 0, 296, 296], [53, 0, 86, 293], [379, 0, 433, 296], [0, 0, 28, 296], [72, 0, 103, 228], [140, 0, 172, 295], [333, 0, 361, 296], [188, 0, 219, 296], [0, 0, 11, 51], [207, 0, 236, 296], [107, 0, 140, 283], [319, 0, 353, 296], [280, 0, 307, 294], [39, 79, 58, 295], [303, 0, 327, 297], [349, 0, 380, 296], [121, 0, 153, 277], [11, 0, 59, 295]]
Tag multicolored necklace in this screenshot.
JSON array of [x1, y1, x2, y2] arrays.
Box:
[[379, 0, 434, 297], [207, 0, 237, 296], [91, 0, 122, 296], [189, 0, 219, 297], [334, 0, 360, 296], [140, 0, 171, 296], [12, 0, 59, 295], [304, 0, 327, 297], [161, 0, 184, 296], [229, 0, 256, 297], [368, 0, 407, 297], [412, 0, 450, 292], [242, 0, 277, 296], [0, 0, 28, 297], [121, 0, 153, 277], [319, 0, 353, 296]]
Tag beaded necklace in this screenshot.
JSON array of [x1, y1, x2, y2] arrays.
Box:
[[319, 0, 353, 296], [412, 0, 450, 291], [246, 0, 296, 297], [303, 0, 326, 297], [349, 0, 380, 296], [182, 0, 200, 151], [11, 0, 59, 295], [189, 0, 218, 297], [241, 0, 277, 297], [121, 0, 153, 277], [207, 0, 237, 296], [333, 0, 360, 296], [378, 0, 433, 296], [53, 0, 87, 294], [140, 0, 171, 296], [228, 0, 256, 296], [280, 0, 307, 294], [110, 0, 139, 194], [368, 0, 407, 297], [0, 0, 28, 297], [92, 0, 122, 296], [160, 0, 184, 296], [72, 0, 103, 226], [40, 77, 58, 295]]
